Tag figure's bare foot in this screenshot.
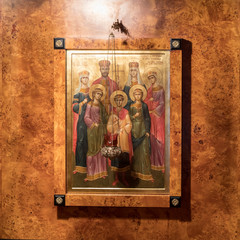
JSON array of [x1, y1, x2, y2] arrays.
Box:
[[112, 179, 119, 186], [84, 178, 88, 182], [151, 179, 154, 183], [73, 170, 78, 174], [102, 176, 106, 179]]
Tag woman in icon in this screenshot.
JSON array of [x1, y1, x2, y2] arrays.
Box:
[[72, 71, 91, 174], [84, 84, 109, 181], [129, 85, 153, 181], [144, 71, 165, 172], [107, 91, 132, 186], [123, 62, 146, 110]]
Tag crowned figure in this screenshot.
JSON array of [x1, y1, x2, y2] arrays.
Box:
[[92, 60, 119, 114], [72, 70, 91, 174]]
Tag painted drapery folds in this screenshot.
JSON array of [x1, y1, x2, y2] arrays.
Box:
[[67, 50, 170, 190]]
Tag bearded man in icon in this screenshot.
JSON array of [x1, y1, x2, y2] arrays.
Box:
[[92, 60, 119, 114]]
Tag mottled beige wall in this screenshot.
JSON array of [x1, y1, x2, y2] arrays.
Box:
[[1, 0, 239, 239]]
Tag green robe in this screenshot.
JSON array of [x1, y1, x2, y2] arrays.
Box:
[[129, 101, 153, 181], [84, 102, 108, 156]]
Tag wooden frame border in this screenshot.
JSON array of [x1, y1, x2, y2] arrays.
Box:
[[54, 38, 182, 207]]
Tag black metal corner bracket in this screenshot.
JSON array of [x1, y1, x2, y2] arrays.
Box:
[[54, 194, 65, 206], [171, 39, 182, 50], [170, 196, 181, 208], [54, 38, 65, 49]]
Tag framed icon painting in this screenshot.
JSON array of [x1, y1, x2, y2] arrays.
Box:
[[53, 38, 182, 207]]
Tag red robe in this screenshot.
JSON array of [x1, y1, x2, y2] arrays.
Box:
[[145, 85, 165, 171]]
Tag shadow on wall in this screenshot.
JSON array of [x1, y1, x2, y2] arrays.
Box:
[[56, 39, 192, 222]]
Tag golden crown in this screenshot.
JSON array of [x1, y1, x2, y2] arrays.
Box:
[[129, 62, 139, 68], [78, 70, 90, 77], [99, 60, 110, 67]]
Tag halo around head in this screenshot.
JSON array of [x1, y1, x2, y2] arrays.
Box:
[[129, 84, 147, 101], [89, 84, 106, 101], [144, 67, 163, 82], [110, 90, 128, 108], [147, 70, 157, 79]]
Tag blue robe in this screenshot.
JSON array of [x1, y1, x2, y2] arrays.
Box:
[[72, 91, 91, 172]]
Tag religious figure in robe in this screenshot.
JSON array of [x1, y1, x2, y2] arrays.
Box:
[[123, 62, 146, 110], [129, 85, 153, 181], [144, 71, 165, 172], [92, 60, 119, 114], [84, 84, 109, 181], [107, 91, 133, 186], [72, 70, 91, 174]]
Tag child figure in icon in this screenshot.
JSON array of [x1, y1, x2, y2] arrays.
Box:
[[129, 85, 153, 181], [84, 84, 109, 181], [107, 91, 132, 186], [144, 70, 165, 172], [72, 71, 91, 174]]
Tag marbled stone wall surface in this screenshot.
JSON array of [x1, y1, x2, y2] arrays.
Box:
[[0, 0, 239, 239]]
